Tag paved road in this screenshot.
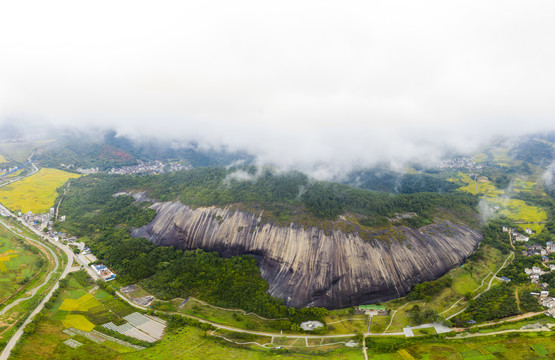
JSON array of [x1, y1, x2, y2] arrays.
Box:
[[0, 206, 75, 360], [0, 151, 38, 187]]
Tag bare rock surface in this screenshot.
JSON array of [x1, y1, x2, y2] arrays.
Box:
[[132, 202, 482, 309]]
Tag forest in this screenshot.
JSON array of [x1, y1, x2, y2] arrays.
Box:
[[57, 166, 477, 227], [509, 139, 554, 167], [53, 167, 478, 324], [458, 283, 519, 323], [344, 168, 460, 194]]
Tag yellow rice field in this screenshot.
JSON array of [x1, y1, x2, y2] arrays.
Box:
[[59, 293, 102, 312], [61, 314, 95, 332], [0, 168, 81, 213]]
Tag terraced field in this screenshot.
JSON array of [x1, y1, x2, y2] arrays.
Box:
[[456, 173, 502, 197], [0, 168, 81, 213]]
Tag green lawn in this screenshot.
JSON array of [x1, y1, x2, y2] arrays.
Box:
[[177, 298, 285, 333], [380, 244, 507, 332], [366, 332, 555, 359], [123, 326, 363, 360], [325, 308, 368, 335]]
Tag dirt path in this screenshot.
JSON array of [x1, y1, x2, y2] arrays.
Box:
[[476, 252, 514, 298], [455, 327, 551, 338], [185, 298, 287, 321], [473, 311, 544, 328], [383, 302, 414, 333], [362, 336, 368, 360], [55, 179, 72, 221], [447, 252, 514, 320]]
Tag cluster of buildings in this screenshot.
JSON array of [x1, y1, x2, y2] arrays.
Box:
[[532, 292, 555, 317], [524, 266, 551, 285], [72, 161, 191, 176], [107, 161, 190, 175], [499, 226, 555, 317], [520, 242, 555, 286], [503, 226, 533, 242], [21, 209, 54, 231], [437, 157, 482, 171], [18, 209, 117, 283], [0, 166, 20, 174]]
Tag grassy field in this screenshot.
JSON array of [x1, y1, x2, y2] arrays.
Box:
[[11, 271, 141, 359], [455, 173, 502, 197], [452, 170, 548, 237], [0, 232, 45, 302], [325, 308, 369, 335], [0, 221, 63, 350], [175, 298, 286, 333], [472, 153, 489, 163], [491, 198, 547, 223], [0, 168, 81, 213], [488, 147, 513, 165], [123, 326, 363, 360], [378, 244, 507, 332], [366, 332, 555, 359]]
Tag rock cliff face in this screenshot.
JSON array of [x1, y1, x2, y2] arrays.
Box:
[[132, 202, 482, 309]]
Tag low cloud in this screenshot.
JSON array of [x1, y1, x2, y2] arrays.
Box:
[[478, 198, 496, 224], [543, 161, 555, 190], [224, 169, 261, 185], [1, 1, 555, 178]]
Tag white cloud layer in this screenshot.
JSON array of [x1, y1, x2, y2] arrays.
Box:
[[1, 1, 555, 176]]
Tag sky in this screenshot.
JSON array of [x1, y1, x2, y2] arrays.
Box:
[[1, 1, 555, 177]]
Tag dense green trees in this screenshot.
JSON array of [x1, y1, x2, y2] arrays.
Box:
[[345, 169, 460, 194], [55, 174, 330, 324], [88, 228, 327, 323], [509, 139, 553, 167], [458, 283, 519, 323], [406, 277, 453, 301], [54, 167, 478, 325], [406, 305, 439, 325], [57, 167, 477, 227]]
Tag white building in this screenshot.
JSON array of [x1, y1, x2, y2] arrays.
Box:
[[515, 234, 530, 242]]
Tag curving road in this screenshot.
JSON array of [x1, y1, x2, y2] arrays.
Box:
[[0, 220, 59, 316], [0, 186, 76, 360]]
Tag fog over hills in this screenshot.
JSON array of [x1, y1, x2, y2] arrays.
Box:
[[2, 1, 555, 178]]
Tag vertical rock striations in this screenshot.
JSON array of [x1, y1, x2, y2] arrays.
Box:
[[132, 202, 482, 309]]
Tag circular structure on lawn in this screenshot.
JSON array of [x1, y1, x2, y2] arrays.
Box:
[[300, 320, 324, 331]]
